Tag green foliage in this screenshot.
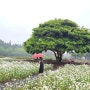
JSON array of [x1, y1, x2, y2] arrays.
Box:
[[0, 40, 30, 57], [24, 18, 90, 61]]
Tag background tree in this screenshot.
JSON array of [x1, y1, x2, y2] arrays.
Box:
[[24, 18, 90, 62]]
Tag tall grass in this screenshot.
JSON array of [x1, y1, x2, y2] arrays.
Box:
[[0, 60, 53, 83]]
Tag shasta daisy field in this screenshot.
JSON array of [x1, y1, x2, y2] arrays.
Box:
[[0, 57, 90, 90]]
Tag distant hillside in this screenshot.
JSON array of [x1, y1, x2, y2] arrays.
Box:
[[0, 39, 30, 57]]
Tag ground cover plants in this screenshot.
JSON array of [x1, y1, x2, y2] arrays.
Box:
[[5, 64, 90, 90], [0, 58, 53, 83]]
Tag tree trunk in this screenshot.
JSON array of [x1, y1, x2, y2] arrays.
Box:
[[53, 51, 63, 62], [56, 56, 62, 62]]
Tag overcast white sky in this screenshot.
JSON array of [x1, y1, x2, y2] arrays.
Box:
[[0, 0, 90, 44]]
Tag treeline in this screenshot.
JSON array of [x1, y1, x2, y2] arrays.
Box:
[[0, 39, 90, 60], [72, 53, 90, 60], [0, 40, 30, 57]]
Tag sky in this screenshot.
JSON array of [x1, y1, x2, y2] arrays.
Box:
[[0, 0, 90, 44]]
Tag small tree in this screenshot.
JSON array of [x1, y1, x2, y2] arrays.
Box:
[[24, 18, 90, 62]]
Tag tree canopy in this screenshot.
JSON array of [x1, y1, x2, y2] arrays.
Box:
[[24, 18, 90, 62]]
